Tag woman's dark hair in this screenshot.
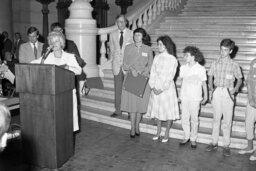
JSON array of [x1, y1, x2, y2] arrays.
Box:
[[183, 46, 205, 65], [133, 28, 151, 46], [157, 35, 175, 55]]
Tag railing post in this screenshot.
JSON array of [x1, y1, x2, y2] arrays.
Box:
[[157, 0, 161, 15], [142, 10, 148, 28], [147, 5, 153, 24], [137, 15, 143, 28], [100, 34, 108, 65], [164, 0, 169, 9], [152, 1, 157, 19], [161, 0, 165, 11], [132, 19, 137, 30], [65, 0, 99, 78]]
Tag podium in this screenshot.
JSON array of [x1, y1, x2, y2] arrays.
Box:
[[15, 64, 75, 169]]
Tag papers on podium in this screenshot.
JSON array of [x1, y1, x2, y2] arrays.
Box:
[[123, 72, 149, 97]]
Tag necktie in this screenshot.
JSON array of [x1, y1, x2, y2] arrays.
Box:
[[33, 43, 37, 58], [119, 31, 123, 48]]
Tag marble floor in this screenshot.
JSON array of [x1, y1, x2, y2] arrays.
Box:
[[1, 113, 256, 171]]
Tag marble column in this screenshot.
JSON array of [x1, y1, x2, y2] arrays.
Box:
[[0, 0, 13, 38], [36, 0, 54, 42], [65, 0, 99, 78]]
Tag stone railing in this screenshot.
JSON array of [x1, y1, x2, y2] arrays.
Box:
[[98, 0, 184, 74], [65, 0, 184, 78]]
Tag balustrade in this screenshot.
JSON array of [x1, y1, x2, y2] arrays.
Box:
[[65, 0, 184, 78], [97, 0, 183, 74]]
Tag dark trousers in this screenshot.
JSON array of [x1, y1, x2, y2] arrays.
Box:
[[114, 69, 124, 115]]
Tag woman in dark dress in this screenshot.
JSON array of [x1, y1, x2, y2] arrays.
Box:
[[121, 28, 153, 137]]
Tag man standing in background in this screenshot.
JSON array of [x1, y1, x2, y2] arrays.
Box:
[[109, 15, 133, 117], [1, 31, 13, 61], [19, 27, 44, 63], [13, 32, 25, 62]]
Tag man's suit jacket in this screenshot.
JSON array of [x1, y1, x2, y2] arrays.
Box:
[[19, 41, 44, 63], [14, 39, 25, 61], [109, 28, 133, 75], [1, 39, 13, 59]]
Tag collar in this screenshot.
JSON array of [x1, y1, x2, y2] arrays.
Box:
[[30, 41, 38, 48], [186, 61, 199, 68], [217, 56, 231, 63], [119, 28, 127, 34]]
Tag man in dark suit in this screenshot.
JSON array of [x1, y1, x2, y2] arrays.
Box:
[[1, 31, 13, 61], [13, 32, 25, 62]]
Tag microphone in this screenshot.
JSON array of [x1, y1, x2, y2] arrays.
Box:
[[40, 46, 52, 64]]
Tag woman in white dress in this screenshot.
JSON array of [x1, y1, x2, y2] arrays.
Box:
[[31, 31, 82, 132], [147, 35, 180, 142]]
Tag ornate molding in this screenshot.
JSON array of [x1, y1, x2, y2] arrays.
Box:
[[115, 0, 133, 14], [56, 0, 72, 9]]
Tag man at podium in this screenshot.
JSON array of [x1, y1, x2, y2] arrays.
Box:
[[31, 31, 82, 132]]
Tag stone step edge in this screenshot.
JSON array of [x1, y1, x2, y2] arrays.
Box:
[[81, 105, 251, 140], [81, 107, 255, 149], [82, 101, 247, 132], [82, 95, 247, 114]]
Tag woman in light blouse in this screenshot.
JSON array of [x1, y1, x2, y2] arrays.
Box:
[[147, 35, 180, 143]]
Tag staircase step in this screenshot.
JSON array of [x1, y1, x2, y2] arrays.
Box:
[[88, 87, 114, 99], [83, 91, 248, 121], [151, 35, 256, 45], [155, 29, 256, 38], [180, 13, 256, 17], [165, 16, 256, 24], [83, 0, 256, 150], [186, 4, 256, 7], [81, 98, 254, 149], [101, 69, 249, 98], [188, 0, 256, 2], [152, 40, 256, 52], [159, 24, 256, 32]]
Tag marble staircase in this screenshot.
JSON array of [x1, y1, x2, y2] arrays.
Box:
[[81, 0, 256, 149]]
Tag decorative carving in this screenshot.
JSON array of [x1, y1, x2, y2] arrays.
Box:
[[56, 0, 72, 9], [36, 0, 54, 5], [90, 0, 109, 27], [115, 0, 133, 14]]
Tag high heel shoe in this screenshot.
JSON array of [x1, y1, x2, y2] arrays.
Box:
[[130, 130, 135, 138], [135, 132, 140, 136], [152, 136, 160, 141], [161, 138, 169, 143], [130, 134, 135, 138]]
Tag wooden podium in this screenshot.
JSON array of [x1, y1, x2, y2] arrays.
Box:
[[15, 64, 75, 169]]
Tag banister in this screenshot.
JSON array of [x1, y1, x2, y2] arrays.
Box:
[[98, 0, 186, 74], [97, 0, 155, 35]]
